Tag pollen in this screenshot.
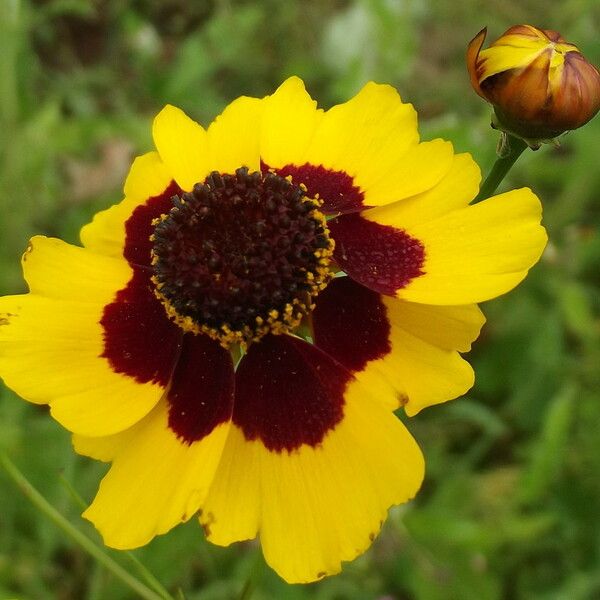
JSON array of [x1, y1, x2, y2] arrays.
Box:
[[151, 167, 334, 348]]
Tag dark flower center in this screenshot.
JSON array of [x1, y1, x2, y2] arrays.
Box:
[[151, 167, 334, 348]]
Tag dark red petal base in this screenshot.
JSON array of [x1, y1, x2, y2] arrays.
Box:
[[103, 180, 184, 386], [101, 268, 182, 387], [328, 213, 425, 296], [124, 181, 181, 267], [167, 333, 235, 444], [313, 276, 391, 373], [102, 179, 392, 452], [262, 161, 367, 215], [103, 180, 236, 445], [234, 334, 349, 452]]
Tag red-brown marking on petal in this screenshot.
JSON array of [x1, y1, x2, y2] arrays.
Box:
[[313, 277, 391, 372], [233, 334, 349, 452], [124, 181, 181, 267], [262, 161, 367, 215], [466, 27, 488, 99], [167, 333, 235, 444], [329, 213, 425, 296], [101, 267, 182, 386]]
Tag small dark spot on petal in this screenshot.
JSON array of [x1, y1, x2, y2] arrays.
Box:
[[201, 511, 215, 537], [0, 312, 16, 326], [22, 242, 33, 261]]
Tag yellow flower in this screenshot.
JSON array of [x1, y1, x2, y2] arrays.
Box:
[[467, 25, 600, 142], [0, 78, 547, 583]]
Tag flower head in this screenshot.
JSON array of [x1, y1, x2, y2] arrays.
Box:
[[0, 78, 547, 583], [467, 25, 600, 143]]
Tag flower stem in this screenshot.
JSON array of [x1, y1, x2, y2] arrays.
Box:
[[58, 472, 176, 600], [0, 450, 166, 600], [473, 134, 528, 202]]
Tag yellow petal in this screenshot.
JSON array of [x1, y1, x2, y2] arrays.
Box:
[[301, 82, 452, 205], [153, 105, 209, 191], [260, 77, 323, 168], [478, 41, 547, 81], [325, 154, 482, 297], [202, 377, 423, 584], [366, 188, 547, 304], [312, 277, 484, 414], [0, 237, 168, 434], [0, 295, 164, 435], [361, 139, 454, 206], [305, 83, 416, 175], [80, 151, 172, 258], [201, 425, 262, 545], [362, 299, 482, 416], [207, 96, 264, 174], [368, 152, 481, 227], [22, 236, 132, 302], [83, 399, 230, 549], [73, 426, 137, 463], [123, 151, 174, 203], [385, 299, 485, 353]]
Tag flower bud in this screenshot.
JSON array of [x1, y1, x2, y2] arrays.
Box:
[[467, 25, 600, 143]]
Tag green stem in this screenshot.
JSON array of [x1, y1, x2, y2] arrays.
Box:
[[0, 450, 164, 600], [473, 134, 528, 202], [58, 472, 175, 600]]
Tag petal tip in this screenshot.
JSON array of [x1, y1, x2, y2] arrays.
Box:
[[275, 75, 308, 95]]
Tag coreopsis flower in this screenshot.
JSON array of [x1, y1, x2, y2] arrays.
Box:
[[467, 25, 600, 143], [0, 78, 547, 583]]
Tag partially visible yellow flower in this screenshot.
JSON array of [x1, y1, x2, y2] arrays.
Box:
[[0, 78, 547, 584], [467, 25, 600, 143]]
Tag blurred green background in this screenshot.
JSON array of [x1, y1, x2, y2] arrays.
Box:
[[1, 0, 599, 598]]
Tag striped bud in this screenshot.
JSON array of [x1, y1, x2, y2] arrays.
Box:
[[467, 25, 600, 142]]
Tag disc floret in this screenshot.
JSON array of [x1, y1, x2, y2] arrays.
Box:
[[151, 167, 334, 348]]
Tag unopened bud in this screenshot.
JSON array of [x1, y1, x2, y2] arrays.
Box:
[[467, 25, 600, 144]]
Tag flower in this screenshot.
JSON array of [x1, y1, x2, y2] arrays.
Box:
[[0, 77, 547, 583], [467, 25, 600, 143]]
